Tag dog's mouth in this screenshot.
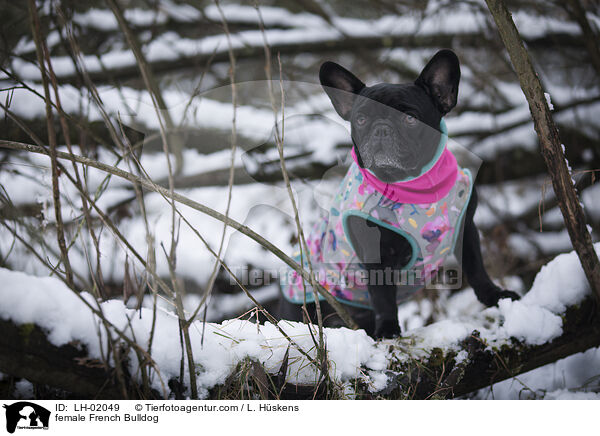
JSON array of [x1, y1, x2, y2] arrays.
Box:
[[373, 147, 416, 170], [359, 136, 421, 179]]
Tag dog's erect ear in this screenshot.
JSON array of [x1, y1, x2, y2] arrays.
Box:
[[415, 49, 460, 115], [320, 61, 365, 120]]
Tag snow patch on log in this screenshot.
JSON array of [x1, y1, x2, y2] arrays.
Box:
[[0, 267, 389, 397]]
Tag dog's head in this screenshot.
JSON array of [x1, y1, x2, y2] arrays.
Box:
[[320, 49, 460, 182]]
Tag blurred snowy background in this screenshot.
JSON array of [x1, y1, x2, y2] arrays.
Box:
[[0, 0, 599, 399]]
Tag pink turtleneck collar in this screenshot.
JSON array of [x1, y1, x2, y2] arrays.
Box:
[[350, 143, 459, 204]]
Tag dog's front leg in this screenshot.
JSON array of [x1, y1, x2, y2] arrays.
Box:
[[461, 187, 520, 306], [367, 278, 400, 338], [345, 215, 412, 338]]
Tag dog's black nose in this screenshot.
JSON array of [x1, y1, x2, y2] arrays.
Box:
[[373, 124, 392, 138]]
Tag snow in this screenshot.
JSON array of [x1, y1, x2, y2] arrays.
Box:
[[400, 243, 599, 359], [204, 4, 325, 29], [508, 229, 574, 259], [13, 380, 34, 399], [493, 243, 600, 344], [524, 246, 596, 313], [545, 92, 554, 111], [0, 267, 390, 398], [0, 237, 597, 399], [72, 7, 175, 32], [0, 80, 352, 288], [582, 149, 594, 162], [2, 0, 599, 400], [139, 283, 281, 322], [476, 346, 600, 399], [497, 299, 563, 346], [72, 9, 119, 31], [544, 389, 600, 400], [0, 81, 347, 166], [9, 4, 583, 83], [581, 183, 600, 222], [474, 176, 548, 228], [366, 370, 390, 392]]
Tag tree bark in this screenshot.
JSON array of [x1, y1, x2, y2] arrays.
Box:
[[0, 319, 157, 399], [484, 0, 600, 305], [382, 297, 600, 399]]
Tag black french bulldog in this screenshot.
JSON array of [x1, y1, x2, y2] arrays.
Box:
[[279, 49, 519, 339]]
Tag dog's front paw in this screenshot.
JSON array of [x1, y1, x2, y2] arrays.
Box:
[[497, 289, 520, 302], [479, 287, 520, 307], [374, 319, 401, 339]]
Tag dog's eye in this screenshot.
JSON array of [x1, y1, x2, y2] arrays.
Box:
[[356, 115, 367, 126], [404, 114, 417, 126]]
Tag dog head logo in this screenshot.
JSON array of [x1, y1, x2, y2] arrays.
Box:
[[3, 402, 50, 433]]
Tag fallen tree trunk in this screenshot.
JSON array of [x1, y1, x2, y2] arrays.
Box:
[[0, 319, 153, 399], [379, 297, 600, 399], [1, 295, 598, 400]]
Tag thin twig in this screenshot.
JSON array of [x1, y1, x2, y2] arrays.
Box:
[[256, 4, 327, 359], [189, 0, 239, 341], [27, 0, 74, 288]]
